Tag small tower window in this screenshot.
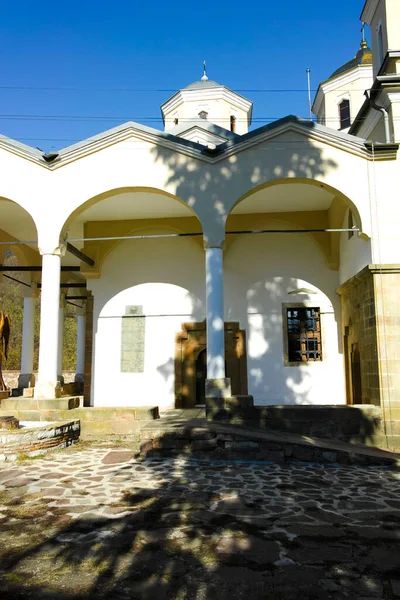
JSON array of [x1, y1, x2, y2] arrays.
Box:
[[377, 21, 384, 66], [199, 111, 208, 120], [174, 118, 179, 125], [339, 99, 351, 129], [230, 115, 236, 133]]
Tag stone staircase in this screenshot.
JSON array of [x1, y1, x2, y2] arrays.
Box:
[[207, 402, 385, 446], [140, 407, 399, 466]]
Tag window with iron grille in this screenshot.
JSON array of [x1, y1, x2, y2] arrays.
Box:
[[286, 307, 322, 362]]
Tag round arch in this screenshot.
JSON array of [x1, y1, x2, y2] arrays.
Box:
[[0, 196, 41, 268], [60, 186, 203, 240], [227, 177, 367, 237]]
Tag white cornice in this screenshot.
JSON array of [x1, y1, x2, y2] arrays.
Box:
[[361, 0, 380, 24], [313, 66, 373, 116], [212, 121, 396, 163], [161, 86, 253, 125], [0, 139, 47, 169], [319, 65, 373, 94], [0, 118, 396, 172]]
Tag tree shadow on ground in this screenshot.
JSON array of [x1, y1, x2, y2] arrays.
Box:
[[0, 448, 400, 600]]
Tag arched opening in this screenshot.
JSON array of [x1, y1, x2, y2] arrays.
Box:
[[0, 199, 40, 389], [57, 188, 204, 405], [222, 178, 367, 407]]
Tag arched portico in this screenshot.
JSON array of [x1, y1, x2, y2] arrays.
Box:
[[0, 197, 41, 389]]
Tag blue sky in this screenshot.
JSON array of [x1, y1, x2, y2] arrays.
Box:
[[0, 0, 368, 152]]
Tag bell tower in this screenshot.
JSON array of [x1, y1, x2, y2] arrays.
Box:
[[161, 64, 253, 135], [361, 0, 400, 76]]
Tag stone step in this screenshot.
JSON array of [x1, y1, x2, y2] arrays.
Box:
[[140, 418, 399, 466], [206, 404, 385, 442], [0, 396, 82, 411]]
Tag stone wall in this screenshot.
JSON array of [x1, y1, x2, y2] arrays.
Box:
[[3, 372, 76, 390], [338, 265, 400, 447], [0, 420, 80, 461], [338, 266, 379, 405]]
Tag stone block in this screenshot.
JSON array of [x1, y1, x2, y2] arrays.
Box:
[[140, 440, 153, 455], [22, 387, 35, 398], [322, 451, 337, 463], [292, 446, 315, 462], [134, 406, 159, 420], [191, 438, 218, 451], [18, 374, 35, 389], [225, 441, 260, 452], [266, 450, 285, 462], [188, 428, 215, 440], [205, 377, 232, 399], [0, 416, 19, 430], [153, 438, 189, 450], [38, 397, 80, 411], [1, 398, 38, 411], [34, 381, 62, 399]]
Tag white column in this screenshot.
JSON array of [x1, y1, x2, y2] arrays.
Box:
[[57, 293, 65, 383], [75, 303, 86, 383], [35, 252, 63, 399], [18, 282, 37, 389], [205, 245, 231, 398]]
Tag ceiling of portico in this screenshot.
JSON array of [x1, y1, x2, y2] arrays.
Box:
[[231, 183, 335, 215], [75, 191, 194, 224], [0, 199, 37, 242]]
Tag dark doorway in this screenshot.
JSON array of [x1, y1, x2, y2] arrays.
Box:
[[351, 343, 362, 404], [195, 349, 207, 406]]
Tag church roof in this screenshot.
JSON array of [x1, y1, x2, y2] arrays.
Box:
[[183, 79, 223, 91], [329, 42, 372, 79]]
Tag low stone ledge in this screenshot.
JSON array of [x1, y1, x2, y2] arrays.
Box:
[[0, 420, 80, 461], [140, 429, 398, 466]]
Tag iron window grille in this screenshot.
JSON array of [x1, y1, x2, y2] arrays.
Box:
[[287, 307, 322, 362]]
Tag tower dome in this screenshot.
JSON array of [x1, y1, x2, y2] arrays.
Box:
[[160, 65, 253, 135]]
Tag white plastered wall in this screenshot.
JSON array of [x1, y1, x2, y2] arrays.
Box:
[[224, 221, 345, 406], [89, 235, 205, 408], [339, 209, 373, 284]]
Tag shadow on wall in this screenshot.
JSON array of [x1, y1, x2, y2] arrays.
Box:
[[149, 128, 345, 407], [237, 274, 341, 406], [156, 288, 207, 398], [150, 122, 340, 242]]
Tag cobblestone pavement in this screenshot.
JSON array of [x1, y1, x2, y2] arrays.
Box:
[[0, 444, 400, 599]]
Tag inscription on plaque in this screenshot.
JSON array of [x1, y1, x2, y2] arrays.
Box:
[[121, 305, 145, 373]]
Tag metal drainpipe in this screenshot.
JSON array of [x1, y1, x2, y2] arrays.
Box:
[[364, 90, 392, 143]]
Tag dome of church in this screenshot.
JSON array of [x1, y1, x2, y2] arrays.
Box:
[[329, 41, 372, 79], [183, 79, 223, 91]]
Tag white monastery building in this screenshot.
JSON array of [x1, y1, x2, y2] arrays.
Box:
[[1, 0, 400, 440]]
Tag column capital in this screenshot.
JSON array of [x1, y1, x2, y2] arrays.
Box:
[[38, 243, 67, 257], [203, 239, 225, 250]]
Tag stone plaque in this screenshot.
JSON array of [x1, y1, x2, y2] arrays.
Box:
[[121, 305, 145, 373]]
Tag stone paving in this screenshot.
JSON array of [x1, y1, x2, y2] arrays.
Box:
[[0, 444, 400, 599]]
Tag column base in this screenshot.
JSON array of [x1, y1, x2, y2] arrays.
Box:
[[18, 373, 35, 389], [205, 378, 232, 399], [34, 381, 62, 399], [74, 373, 84, 383]]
